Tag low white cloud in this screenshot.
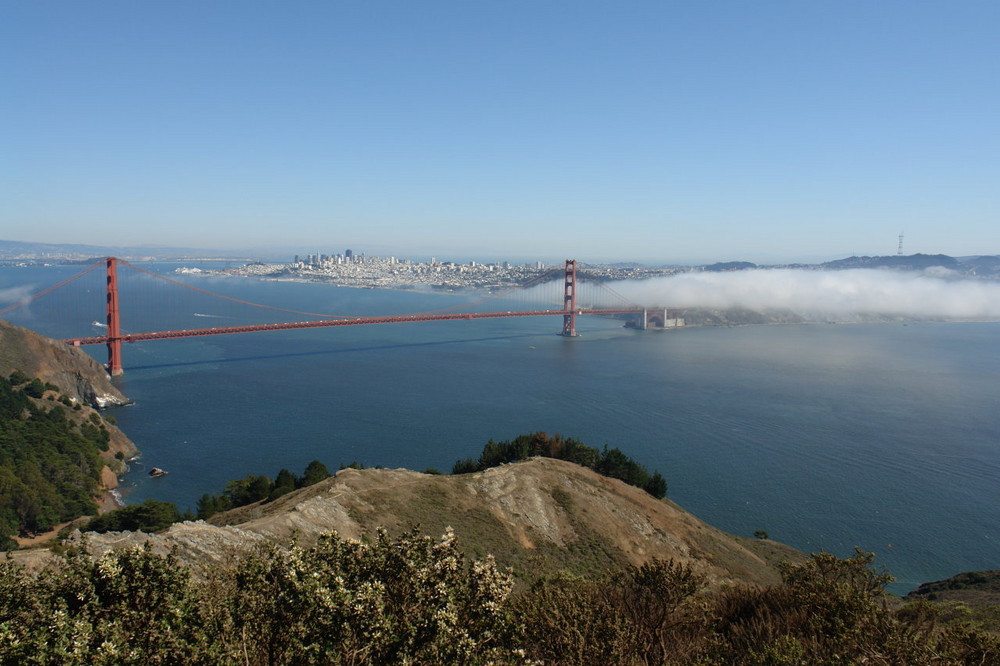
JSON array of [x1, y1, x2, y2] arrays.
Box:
[[0, 286, 35, 310], [607, 269, 1000, 319]]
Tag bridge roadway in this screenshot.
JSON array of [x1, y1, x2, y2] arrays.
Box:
[[65, 307, 644, 346]]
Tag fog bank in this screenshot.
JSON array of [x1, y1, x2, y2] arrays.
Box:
[[0, 286, 34, 313], [610, 269, 1000, 319]]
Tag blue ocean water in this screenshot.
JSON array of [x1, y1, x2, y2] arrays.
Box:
[[2, 264, 998, 594]]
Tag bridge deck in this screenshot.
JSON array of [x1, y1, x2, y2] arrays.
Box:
[[66, 308, 644, 345]]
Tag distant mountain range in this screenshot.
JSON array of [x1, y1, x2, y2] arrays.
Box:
[[703, 253, 1000, 277], [0, 240, 265, 262]]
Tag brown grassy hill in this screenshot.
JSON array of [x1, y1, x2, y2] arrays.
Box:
[[0, 317, 128, 408], [67, 458, 804, 587]]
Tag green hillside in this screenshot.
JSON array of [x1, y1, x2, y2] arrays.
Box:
[[0, 372, 112, 547]]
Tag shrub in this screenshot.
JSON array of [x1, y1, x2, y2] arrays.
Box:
[[516, 559, 705, 665], [7, 370, 29, 385], [0, 530, 521, 664], [86, 499, 183, 533]]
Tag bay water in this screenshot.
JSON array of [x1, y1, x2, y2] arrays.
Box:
[[2, 264, 998, 594]]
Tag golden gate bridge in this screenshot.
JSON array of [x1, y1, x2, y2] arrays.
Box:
[[1, 257, 678, 375]]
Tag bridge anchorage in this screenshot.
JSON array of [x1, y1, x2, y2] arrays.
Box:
[[49, 257, 677, 375], [630, 308, 686, 331]]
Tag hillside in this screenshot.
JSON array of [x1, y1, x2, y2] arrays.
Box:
[[0, 318, 137, 546], [0, 318, 128, 408], [906, 570, 1000, 605], [52, 458, 803, 587]]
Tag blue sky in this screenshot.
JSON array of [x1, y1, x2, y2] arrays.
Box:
[[3, 1, 998, 263]]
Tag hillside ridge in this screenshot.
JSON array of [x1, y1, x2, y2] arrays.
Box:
[[41, 458, 804, 587]]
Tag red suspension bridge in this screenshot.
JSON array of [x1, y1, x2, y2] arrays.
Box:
[[1, 257, 679, 375]]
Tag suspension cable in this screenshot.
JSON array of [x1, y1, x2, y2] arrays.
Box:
[[576, 273, 639, 308], [0, 258, 105, 316], [119, 260, 355, 319], [411, 268, 564, 315]]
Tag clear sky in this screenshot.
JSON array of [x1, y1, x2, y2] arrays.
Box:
[[3, 1, 998, 263]]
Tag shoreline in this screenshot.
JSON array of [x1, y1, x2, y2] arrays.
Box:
[[199, 271, 535, 294]]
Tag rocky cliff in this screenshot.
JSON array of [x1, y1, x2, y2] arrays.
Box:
[[0, 318, 128, 408]]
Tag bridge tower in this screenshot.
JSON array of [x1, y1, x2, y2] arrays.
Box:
[[562, 259, 578, 337], [105, 257, 123, 376]]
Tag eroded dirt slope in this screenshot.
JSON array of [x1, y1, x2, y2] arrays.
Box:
[[65, 458, 803, 586]]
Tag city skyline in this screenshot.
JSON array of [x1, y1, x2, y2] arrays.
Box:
[[4, 1, 998, 263]]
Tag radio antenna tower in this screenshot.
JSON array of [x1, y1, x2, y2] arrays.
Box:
[[896, 231, 904, 256]]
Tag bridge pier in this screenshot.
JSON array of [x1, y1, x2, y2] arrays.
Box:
[[562, 259, 578, 337]]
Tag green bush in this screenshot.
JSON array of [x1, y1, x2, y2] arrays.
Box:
[[0, 535, 996, 663], [0, 530, 520, 664], [7, 370, 29, 386], [516, 559, 705, 665], [85, 499, 185, 533]]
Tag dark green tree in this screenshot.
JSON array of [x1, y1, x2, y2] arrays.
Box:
[[299, 460, 330, 487], [224, 474, 272, 506], [86, 499, 182, 533], [196, 493, 231, 520], [268, 468, 297, 500], [453, 433, 668, 498]]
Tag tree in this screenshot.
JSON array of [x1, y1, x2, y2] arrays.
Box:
[[452, 458, 478, 474], [644, 471, 667, 499], [223, 474, 272, 506], [7, 370, 29, 386], [196, 493, 231, 520], [22, 378, 46, 398], [454, 433, 668, 498], [86, 499, 182, 533], [299, 460, 330, 487], [268, 468, 297, 500]]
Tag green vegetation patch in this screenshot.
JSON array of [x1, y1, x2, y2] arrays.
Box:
[[197, 460, 331, 520], [86, 499, 191, 534], [0, 372, 112, 549], [1, 535, 995, 664], [909, 570, 1000, 597], [453, 431, 667, 499]]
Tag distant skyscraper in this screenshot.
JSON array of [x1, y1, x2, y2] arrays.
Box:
[[345, 249, 353, 261]]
